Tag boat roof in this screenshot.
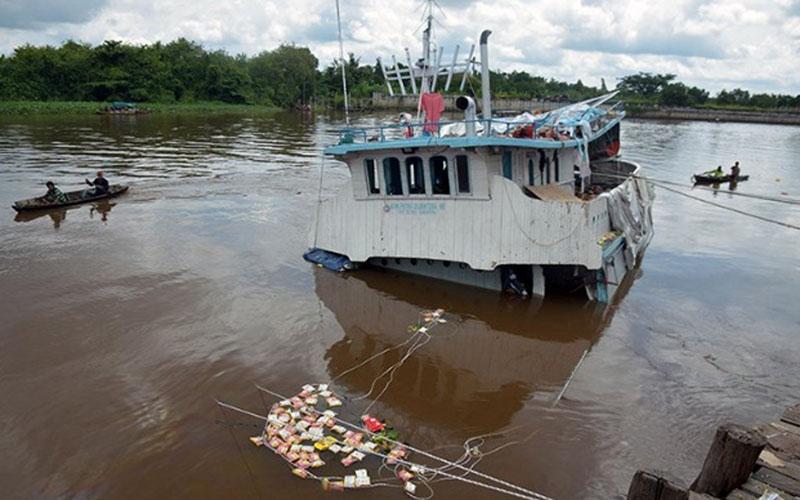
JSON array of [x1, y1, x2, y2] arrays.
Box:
[[325, 111, 624, 156]]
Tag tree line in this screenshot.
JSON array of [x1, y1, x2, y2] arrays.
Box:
[[617, 72, 800, 109], [1, 40, 798, 110]]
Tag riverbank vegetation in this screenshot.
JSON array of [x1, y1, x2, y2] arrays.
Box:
[[1, 40, 798, 112], [0, 101, 279, 115]]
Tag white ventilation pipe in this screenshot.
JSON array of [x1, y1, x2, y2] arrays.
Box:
[[455, 95, 476, 136], [479, 30, 492, 136]]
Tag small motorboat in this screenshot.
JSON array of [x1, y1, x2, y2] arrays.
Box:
[[692, 174, 749, 184], [12, 185, 129, 212]]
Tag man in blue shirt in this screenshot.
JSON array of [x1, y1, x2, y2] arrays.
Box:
[[85, 171, 110, 195]]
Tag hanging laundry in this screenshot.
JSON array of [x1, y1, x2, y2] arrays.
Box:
[[420, 92, 445, 134]]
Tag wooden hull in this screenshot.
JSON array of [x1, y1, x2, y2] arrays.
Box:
[[693, 174, 749, 184], [12, 185, 129, 212]]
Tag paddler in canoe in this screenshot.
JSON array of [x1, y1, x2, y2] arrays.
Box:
[[703, 166, 724, 178], [44, 181, 67, 203], [85, 171, 110, 196], [730, 161, 741, 179]]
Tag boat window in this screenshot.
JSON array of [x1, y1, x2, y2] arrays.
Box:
[[502, 151, 513, 180], [383, 157, 403, 195], [405, 156, 426, 194], [528, 158, 534, 185], [430, 156, 450, 195], [365, 158, 380, 194], [455, 155, 470, 194]]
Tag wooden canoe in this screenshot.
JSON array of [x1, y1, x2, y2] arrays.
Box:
[[12, 185, 129, 212], [693, 174, 749, 184]]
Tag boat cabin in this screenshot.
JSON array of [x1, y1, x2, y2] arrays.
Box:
[[342, 145, 583, 202]]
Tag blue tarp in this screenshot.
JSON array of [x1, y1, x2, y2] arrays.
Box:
[[303, 248, 353, 272]]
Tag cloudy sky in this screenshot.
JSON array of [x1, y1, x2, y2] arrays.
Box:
[[1, 0, 799, 94]]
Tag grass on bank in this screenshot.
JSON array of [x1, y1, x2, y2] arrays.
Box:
[[0, 101, 281, 115]]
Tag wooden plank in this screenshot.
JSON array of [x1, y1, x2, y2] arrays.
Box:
[[773, 421, 800, 439], [753, 467, 800, 496], [523, 183, 582, 202], [765, 430, 800, 459], [740, 477, 800, 500], [628, 470, 688, 500], [724, 489, 759, 500], [782, 404, 800, 428], [689, 492, 719, 500], [758, 459, 800, 483]]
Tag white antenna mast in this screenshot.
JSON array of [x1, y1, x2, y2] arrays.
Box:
[[335, 0, 350, 126], [380, 0, 474, 98]]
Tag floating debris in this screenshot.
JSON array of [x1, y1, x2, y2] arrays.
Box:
[[252, 382, 411, 493], [219, 309, 553, 499]]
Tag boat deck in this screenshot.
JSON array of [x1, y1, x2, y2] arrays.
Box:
[[324, 113, 624, 155]]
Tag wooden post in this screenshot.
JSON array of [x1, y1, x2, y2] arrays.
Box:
[[627, 469, 688, 500], [690, 423, 766, 497]]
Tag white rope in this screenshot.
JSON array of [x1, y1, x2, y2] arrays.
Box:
[[254, 385, 553, 500], [646, 177, 800, 231], [217, 398, 547, 499], [332, 312, 443, 414], [501, 179, 583, 247], [598, 171, 800, 206], [312, 156, 325, 247], [552, 349, 588, 406]]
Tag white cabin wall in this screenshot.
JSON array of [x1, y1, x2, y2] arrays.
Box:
[[349, 155, 370, 198], [313, 174, 614, 270], [560, 148, 580, 190]]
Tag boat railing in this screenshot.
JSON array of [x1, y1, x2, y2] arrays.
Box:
[[337, 118, 544, 145]]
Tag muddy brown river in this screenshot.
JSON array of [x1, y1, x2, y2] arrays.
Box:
[[1, 112, 798, 499]]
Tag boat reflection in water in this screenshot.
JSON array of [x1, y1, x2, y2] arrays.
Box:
[[316, 266, 637, 440], [14, 200, 116, 228]]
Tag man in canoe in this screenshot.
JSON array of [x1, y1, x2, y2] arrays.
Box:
[[85, 171, 110, 196], [43, 181, 67, 203], [730, 161, 741, 178], [703, 166, 724, 178]]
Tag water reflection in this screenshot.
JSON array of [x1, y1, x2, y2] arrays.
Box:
[[89, 200, 115, 222], [14, 201, 116, 228], [317, 267, 631, 434]]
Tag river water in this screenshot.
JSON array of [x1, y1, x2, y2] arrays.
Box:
[[0, 112, 798, 500]]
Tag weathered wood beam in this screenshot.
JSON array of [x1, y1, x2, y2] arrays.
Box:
[[691, 424, 767, 498], [782, 404, 800, 428], [628, 469, 689, 500], [752, 467, 800, 496]]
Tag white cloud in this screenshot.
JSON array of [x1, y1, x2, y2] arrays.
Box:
[[0, 0, 798, 94]]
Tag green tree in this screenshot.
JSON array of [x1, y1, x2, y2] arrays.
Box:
[[203, 51, 252, 104], [659, 82, 689, 106], [250, 44, 318, 106], [716, 88, 750, 105], [618, 72, 676, 98]]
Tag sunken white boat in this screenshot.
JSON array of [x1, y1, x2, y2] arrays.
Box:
[[306, 26, 654, 302]]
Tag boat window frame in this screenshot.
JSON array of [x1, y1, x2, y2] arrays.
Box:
[[429, 155, 452, 196], [382, 157, 404, 196], [364, 158, 380, 195], [405, 156, 426, 195], [454, 154, 471, 195]]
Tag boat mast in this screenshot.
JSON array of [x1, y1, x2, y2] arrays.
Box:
[[335, 0, 350, 126], [421, 0, 434, 93]]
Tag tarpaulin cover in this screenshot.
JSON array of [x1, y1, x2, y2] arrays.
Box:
[[303, 248, 353, 272], [602, 177, 655, 270]]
